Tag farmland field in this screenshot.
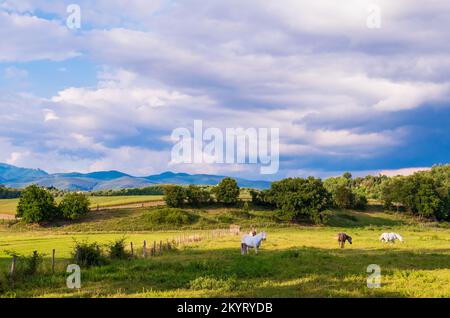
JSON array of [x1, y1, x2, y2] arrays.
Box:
[[1, 204, 449, 298], [0, 195, 164, 216]]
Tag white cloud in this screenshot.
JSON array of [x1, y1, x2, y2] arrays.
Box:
[[2, 1, 450, 177], [0, 11, 79, 62], [4, 66, 28, 79]]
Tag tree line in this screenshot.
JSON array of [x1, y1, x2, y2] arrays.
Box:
[[90, 186, 165, 196], [164, 178, 240, 208], [170, 165, 450, 223], [6, 164, 450, 224], [0, 185, 21, 199], [16, 185, 90, 223]]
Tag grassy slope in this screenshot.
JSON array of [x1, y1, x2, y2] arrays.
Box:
[[0, 195, 164, 215], [0, 206, 449, 298]]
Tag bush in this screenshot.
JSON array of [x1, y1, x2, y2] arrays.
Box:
[[22, 251, 44, 276], [354, 193, 368, 210], [16, 185, 58, 223], [107, 237, 130, 260], [59, 193, 90, 220], [4, 250, 44, 277], [324, 175, 368, 210], [259, 177, 331, 224], [230, 210, 250, 219], [217, 214, 233, 223], [146, 207, 194, 225], [72, 241, 106, 267], [380, 172, 450, 220], [231, 202, 251, 219], [164, 185, 186, 207], [213, 178, 240, 205], [186, 185, 211, 206]]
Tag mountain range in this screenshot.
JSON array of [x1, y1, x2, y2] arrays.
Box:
[[0, 163, 271, 191]]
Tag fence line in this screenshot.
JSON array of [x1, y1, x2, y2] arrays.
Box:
[[5, 225, 245, 279]]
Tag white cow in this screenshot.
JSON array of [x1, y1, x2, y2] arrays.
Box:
[[380, 232, 403, 243]]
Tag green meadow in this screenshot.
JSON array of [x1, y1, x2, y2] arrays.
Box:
[[0, 195, 164, 215], [0, 204, 449, 298]]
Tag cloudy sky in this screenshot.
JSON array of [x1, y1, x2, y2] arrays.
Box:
[[1, 0, 450, 180]]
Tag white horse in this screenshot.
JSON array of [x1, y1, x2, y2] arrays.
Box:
[[380, 232, 403, 243], [241, 232, 267, 255]]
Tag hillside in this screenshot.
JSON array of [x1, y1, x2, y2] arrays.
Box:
[[0, 163, 271, 190]]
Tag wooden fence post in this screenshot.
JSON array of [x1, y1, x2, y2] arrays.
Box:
[[130, 242, 134, 257], [10, 255, 16, 280], [52, 249, 55, 273], [159, 240, 162, 256], [166, 239, 169, 252], [153, 241, 156, 256], [143, 240, 147, 258], [76, 247, 80, 263]]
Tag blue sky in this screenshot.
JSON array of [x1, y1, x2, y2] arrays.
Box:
[[1, 0, 450, 180]]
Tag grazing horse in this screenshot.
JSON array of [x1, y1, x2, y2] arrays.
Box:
[[241, 232, 267, 255], [337, 232, 352, 248], [380, 232, 403, 243]]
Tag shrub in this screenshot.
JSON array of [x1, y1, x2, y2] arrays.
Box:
[[230, 210, 250, 219], [354, 193, 368, 210], [213, 178, 240, 205], [0, 275, 5, 293], [16, 185, 58, 223], [217, 214, 233, 223], [231, 202, 251, 219], [107, 237, 130, 260], [164, 185, 186, 208], [250, 189, 272, 207], [146, 207, 194, 225], [266, 177, 331, 224], [380, 172, 450, 220], [59, 193, 90, 220], [324, 175, 368, 210], [22, 251, 44, 276], [186, 185, 211, 206], [4, 250, 44, 277], [72, 241, 106, 267]]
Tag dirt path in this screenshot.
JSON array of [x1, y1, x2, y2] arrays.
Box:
[[91, 200, 166, 211], [0, 214, 15, 220]]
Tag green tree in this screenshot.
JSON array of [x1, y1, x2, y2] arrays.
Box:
[[16, 185, 58, 223], [186, 185, 211, 206], [324, 175, 367, 210], [213, 178, 240, 205], [59, 192, 90, 220], [267, 177, 331, 224], [164, 185, 186, 207]]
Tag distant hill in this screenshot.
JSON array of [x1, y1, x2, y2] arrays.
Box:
[[145, 172, 271, 189], [0, 163, 271, 190], [0, 163, 48, 182]]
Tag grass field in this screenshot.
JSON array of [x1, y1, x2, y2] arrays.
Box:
[[0, 205, 449, 298], [0, 195, 164, 215]]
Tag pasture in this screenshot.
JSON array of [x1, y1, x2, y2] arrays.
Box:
[[0, 205, 449, 298], [0, 195, 164, 216]]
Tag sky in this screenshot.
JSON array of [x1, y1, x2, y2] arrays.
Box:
[[0, 0, 450, 180]]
